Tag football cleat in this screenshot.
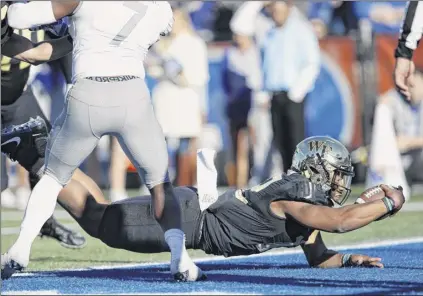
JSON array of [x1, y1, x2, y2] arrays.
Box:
[[1, 116, 49, 161], [1, 253, 24, 280], [39, 217, 87, 249]]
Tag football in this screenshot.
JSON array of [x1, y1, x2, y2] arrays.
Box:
[[355, 185, 386, 204]]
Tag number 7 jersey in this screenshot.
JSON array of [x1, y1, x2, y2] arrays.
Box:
[[68, 1, 173, 82]]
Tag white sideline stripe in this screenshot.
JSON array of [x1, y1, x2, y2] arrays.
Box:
[[13, 236, 423, 276]]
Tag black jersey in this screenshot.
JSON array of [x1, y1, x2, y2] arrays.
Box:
[[199, 173, 331, 257]]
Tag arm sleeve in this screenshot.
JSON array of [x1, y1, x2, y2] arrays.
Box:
[[1, 32, 34, 58], [395, 1, 423, 60], [7, 2, 57, 30], [37, 34, 73, 64]]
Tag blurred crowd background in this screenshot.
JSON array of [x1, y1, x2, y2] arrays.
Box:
[[2, 1, 423, 207]]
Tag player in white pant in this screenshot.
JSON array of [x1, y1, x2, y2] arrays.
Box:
[[2, 0, 205, 282]]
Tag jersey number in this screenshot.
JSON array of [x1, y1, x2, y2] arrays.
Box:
[[110, 1, 148, 46]]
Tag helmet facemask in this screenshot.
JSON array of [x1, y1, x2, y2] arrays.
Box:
[[326, 164, 353, 205], [302, 153, 354, 206]]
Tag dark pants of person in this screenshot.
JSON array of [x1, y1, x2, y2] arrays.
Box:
[[404, 149, 423, 187], [270, 91, 305, 171]]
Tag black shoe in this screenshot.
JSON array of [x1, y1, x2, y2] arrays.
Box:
[[1, 256, 24, 280], [1, 116, 49, 161], [39, 218, 87, 249]]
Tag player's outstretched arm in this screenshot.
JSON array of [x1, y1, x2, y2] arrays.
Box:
[[301, 230, 384, 268], [8, 0, 79, 29], [280, 185, 405, 233]]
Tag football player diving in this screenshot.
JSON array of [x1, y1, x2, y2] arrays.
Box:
[[2, 136, 406, 280]]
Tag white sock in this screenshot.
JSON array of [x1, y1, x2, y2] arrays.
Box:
[[8, 175, 63, 267], [164, 228, 193, 274]]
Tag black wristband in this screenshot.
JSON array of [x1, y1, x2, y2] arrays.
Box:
[[394, 41, 414, 60]]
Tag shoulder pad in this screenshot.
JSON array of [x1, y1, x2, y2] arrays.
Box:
[[284, 174, 331, 207]]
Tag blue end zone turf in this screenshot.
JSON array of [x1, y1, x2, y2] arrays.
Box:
[[2, 241, 423, 295]]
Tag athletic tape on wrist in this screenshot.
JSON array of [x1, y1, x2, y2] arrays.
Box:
[[382, 197, 394, 213], [341, 253, 352, 267]]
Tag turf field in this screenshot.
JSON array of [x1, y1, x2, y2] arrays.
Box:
[[1, 186, 423, 294]]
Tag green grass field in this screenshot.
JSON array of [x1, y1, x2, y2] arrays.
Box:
[[2, 186, 423, 272]]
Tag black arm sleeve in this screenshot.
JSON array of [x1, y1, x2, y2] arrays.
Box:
[[1, 32, 34, 58], [395, 1, 423, 60], [35, 34, 73, 63]]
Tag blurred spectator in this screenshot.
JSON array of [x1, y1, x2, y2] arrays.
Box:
[[308, 1, 358, 39], [150, 7, 209, 187], [353, 1, 408, 35], [213, 2, 235, 42], [229, 2, 273, 45], [221, 18, 262, 188], [1, 156, 30, 210], [261, 1, 321, 171], [383, 67, 423, 187], [174, 1, 217, 41], [1, 155, 15, 208]]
